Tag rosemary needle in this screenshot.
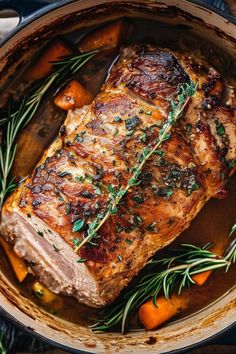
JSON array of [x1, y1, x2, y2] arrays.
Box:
[[0, 50, 98, 208], [92, 231, 236, 333], [0, 332, 6, 354]]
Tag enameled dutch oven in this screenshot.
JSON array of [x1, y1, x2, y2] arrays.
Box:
[[0, 1, 236, 353]]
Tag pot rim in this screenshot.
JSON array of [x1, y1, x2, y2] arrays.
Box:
[[0, 1, 236, 353], [0, 304, 235, 354], [1, 0, 236, 48]]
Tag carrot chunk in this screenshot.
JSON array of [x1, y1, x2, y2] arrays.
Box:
[[138, 295, 187, 331], [54, 79, 93, 110], [31, 281, 63, 310], [79, 19, 127, 52], [25, 37, 73, 81], [0, 238, 28, 282], [192, 271, 212, 286]]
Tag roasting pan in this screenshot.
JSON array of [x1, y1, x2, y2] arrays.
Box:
[[0, 0, 236, 353]]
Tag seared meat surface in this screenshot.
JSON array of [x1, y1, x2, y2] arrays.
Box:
[[1, 44, 236, 307]]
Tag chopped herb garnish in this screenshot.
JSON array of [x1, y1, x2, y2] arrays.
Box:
[[94, 186, 102, 195], [125, 239, 132, 245], [146, 222, 157, 231], [85, 174, 93, 183], [131, 194, 144, 204], [154, 149, 165, 157], [135, 214, 142, 224], [73, 219, 85, 232], [126, 130, 134, 137], [114, 116, 122, 122], [58, 195, 64, 202], [116, 224, 123, 233], [73, 237, 80, 247], [125, 116, 141, 131], [184, 123, 192, 133], [77, 258, 87, 263], [74, 81, 198, 252], [74, 131, 86, 143], [118, 255, 123, 262], [37, 231, 44, 237], [216, 121, 225, 136], [65, 202, 71, 215], [166, 189, 173, 198], [227, 159, 236, 170], [115, 171, 122, 178], [113, 127, 119, 136], [75, 175, 85, 182], [187, 181, 199, 195], [58, 171, 71, 178], [139, 133, 147, 143]]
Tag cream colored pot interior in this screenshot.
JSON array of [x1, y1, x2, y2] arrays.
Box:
[[0, 1, 236, 353]]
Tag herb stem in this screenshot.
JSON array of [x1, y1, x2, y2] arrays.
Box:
[[0, 50, 98, 208], [92, 232, 236, 333], [75, 81, 198, 252]]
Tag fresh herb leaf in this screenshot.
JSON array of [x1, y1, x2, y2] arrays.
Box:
[[125, 116, 141, 131], [113, 127, 119, 136], [114, 116, 122, 123], [146, 222, 157, 231], [125, 239, 132, 245], [216, 121, 225, 136], [73, 237, 80, 247], [73, 219, 85, 232], [75, 175, 85, 182]]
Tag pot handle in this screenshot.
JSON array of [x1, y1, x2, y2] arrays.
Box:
[[0, 0, 70, 24]]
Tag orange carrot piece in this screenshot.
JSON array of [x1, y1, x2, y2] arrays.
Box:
[[138, 295, 187, 331], [31, 281, 63, 310], [79, 19, 127, 52], [25, 38, 73, 81], [0, 238, 28, 282], [54, 79, 93, 110], [192, 271, 212, 286]]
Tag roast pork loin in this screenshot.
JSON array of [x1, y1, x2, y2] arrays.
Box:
[[1, 44, 235, 307]]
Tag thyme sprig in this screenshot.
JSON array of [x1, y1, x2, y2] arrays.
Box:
[[75, 81, 198, 252], [92, 230, 236, 333], [0, 50, 98, 208]]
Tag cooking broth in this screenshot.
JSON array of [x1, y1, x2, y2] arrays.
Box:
[[0, 17, 236, 331]]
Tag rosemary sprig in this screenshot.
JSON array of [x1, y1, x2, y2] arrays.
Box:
[[229, 222, 236, 237], [0, 331, 6, 354], [0, 50, 98, 208], [92, 231, 236, 333], [75, 81, 198, 252]]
